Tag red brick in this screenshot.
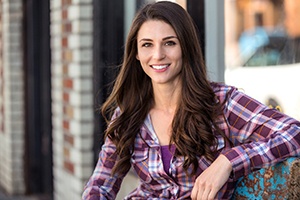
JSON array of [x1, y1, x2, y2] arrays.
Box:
[[63, 92, 69, 102], [64, 134, 74, 146], [65, 23, 72, 33], [63, 146, 70, 158], [63, 78, 73, 89], [62, 37, 68, 48], [64, 105, 74, 118], [62, 9, 68, 20], [61, 23, 72, 33], [64, 160, 74, 174], [63, 120, 69, 130], [63, 64, 68, 75], [62, 50, 73, 62], [61, 0, 72, 6]]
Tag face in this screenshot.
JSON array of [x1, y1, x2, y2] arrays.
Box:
[[136, 20, 183, 87]]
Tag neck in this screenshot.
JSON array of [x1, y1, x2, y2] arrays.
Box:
[[151, 81, 181, 113]]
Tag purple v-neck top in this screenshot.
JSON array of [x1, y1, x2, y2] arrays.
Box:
[[160, 144, 176, 174]]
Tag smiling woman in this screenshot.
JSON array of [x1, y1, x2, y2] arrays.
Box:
[[82, 1, 300, 199]]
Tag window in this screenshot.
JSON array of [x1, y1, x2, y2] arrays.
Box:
[[224, 0, 300, 120], [225, 0, 300, 68]]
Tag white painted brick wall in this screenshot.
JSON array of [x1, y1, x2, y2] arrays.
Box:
[[0, 0, 25, 195], [72, 20, 92, 33], [72, 0, 92, 4], [68, 5, 92, 20], [68, 63, 93, 77], [50, 0, 94, 199], [69, 120, 94, 135], [73, 49, 93, 63], [73, 78, 93, 92], [69, 92, 93, 106]]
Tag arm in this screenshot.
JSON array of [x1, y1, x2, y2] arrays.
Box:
[[222, 87, 300, 180], [82, 108, 130, 200], [82, 136, 129, 200], [191, 86, 300, 200]]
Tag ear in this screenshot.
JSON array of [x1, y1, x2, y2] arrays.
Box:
[[136, 53, 140, 60]]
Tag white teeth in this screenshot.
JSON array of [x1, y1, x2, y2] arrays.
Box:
[[152, 65, 168, 70]]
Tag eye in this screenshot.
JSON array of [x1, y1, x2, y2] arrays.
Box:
[[141, 43, 152, 47], [165, 41, 176, 46]]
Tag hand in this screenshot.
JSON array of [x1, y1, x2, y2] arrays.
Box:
[[191, 154, 232, 200]]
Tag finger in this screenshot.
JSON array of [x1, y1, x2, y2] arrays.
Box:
[[192, 178, 206, 200], [201, 187, 211, 200], [196, 187, 204, 200], [190, 184, 198, 200], [207, 188, 218, 200]]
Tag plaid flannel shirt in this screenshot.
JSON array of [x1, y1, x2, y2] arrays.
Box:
[[82, 83, 300, 199]]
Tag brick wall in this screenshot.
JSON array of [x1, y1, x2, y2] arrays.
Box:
[[50, 0, 94, 199], [0, 0, 25, 195]]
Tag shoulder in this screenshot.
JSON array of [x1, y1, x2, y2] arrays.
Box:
[[210, 82, 264, 108], [210, 82, 238, 102]]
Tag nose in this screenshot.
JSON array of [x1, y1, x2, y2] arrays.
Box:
[[152, 45, 166, 60]]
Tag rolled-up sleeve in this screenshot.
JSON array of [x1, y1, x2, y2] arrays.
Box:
[[82, 136, 128, 200], [82, 109, 129, 200], [221, 87, 300, 180]]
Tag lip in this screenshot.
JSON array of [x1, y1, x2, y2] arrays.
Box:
[[150, 64, 170, 71]]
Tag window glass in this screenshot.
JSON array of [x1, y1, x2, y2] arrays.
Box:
[[225, 0, 300, 68], [224, 0, 300, 120]]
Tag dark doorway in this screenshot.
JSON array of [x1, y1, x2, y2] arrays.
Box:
[[92, 0, 125, 164], [23, 0, 53, 198], [187, 0, 206, 59]]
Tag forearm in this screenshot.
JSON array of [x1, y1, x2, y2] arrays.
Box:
[[82, 136, 127, 200], [222, 121, 300, 180], [224, 88, 300, 179]]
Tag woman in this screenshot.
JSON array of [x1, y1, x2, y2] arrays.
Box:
[[82, 1, 300, 199]]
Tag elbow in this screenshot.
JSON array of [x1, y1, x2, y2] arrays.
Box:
[[82, 186, 115, 200]]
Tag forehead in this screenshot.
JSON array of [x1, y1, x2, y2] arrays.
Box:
[[137, 20, 177, 39]]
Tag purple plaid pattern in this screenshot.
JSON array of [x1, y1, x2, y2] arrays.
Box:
[[82, 83, 300, 199]]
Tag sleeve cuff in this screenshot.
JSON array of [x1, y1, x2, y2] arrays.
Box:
[[222, 146, 252, 180]]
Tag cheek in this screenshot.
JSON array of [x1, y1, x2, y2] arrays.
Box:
[[174, 51, 183, 64], [136, 50, 150, 64], [137, 59, 147, 71], [136, 47, 142, 60], [172, 47, 182, 59]]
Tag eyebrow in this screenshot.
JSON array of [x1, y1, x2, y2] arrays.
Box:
[[138, 36, 178, 43]]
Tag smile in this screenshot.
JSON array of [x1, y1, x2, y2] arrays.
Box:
[[151, 64, 170, 70]]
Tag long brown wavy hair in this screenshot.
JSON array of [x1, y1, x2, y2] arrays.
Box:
[[101, 1, 229, 176]]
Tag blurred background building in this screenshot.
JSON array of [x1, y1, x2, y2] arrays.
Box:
[[0, 0, 299, 200]]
